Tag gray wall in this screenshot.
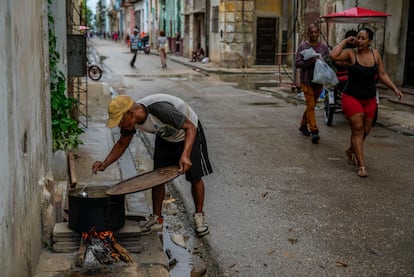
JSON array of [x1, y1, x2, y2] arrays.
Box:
[[0, 0, 53, 275]]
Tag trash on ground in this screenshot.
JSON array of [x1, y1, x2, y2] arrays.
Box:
[[336, 261, 348, 267], [170, 233, 186, 248]]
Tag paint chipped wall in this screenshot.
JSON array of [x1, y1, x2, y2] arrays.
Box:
[[0, 0, 52, 276]]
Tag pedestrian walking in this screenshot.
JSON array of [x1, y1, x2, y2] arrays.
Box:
[[295, 24, 329, 144], [157, 30, 168, 68], [330, 27, 403, 177], [92, 94, 213, 237], [129, 28, 139, 67]]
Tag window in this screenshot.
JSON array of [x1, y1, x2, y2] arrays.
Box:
[[212, 6, 219, 33]]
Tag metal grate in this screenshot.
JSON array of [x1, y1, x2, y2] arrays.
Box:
[[66, 0, 89, 128]]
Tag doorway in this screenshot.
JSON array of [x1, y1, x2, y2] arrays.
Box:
[[404, 2, 414, 87], [256, 17, 278, 65]]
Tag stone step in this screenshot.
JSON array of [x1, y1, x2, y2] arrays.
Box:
[[53, 221, 142, 253]]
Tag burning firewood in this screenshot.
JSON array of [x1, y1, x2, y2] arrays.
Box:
[[76, 228, 133, 265], [113, 241, 132, 262], [75, 240, 88, 267]]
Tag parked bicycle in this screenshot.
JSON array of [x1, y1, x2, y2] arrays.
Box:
[[87, 63, 102, 81]]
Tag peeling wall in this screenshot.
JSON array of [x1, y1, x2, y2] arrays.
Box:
[[0, 0, 52, 276]]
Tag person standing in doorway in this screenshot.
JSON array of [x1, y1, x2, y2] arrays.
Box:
[[157, 30, 168, 68], [175, 31, 181, 53], [295, 24, 329, 144], [330, 28, 403, 177], [129, 28, 140, 68]]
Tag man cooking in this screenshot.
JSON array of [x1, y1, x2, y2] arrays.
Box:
[[92, 94, 213, 237]]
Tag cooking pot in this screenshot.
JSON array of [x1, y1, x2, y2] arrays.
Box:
[[68, 186, 125, 233]]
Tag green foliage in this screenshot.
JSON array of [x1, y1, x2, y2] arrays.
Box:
[[48, 1, 83, 151]]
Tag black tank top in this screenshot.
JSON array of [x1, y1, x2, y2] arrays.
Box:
[[344, 50, 378, 100]]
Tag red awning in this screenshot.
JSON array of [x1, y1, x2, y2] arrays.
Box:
[[322, 7, 391, 23]]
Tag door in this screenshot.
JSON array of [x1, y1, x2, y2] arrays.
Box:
[[256, 17, 277, 65], [404, 3, 414, 87]]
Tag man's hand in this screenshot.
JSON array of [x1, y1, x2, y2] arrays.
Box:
[[92, 161, 106, 173], [178, 156, 192, 173]]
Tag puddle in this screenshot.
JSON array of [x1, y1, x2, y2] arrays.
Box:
[[122, 74, 203, 81], [218, 74, 281, 91], [161, 231, 193, 276]]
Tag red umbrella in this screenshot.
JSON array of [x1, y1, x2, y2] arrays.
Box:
[[322, 6, 391, 23]]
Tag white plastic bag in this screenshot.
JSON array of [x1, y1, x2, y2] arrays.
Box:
[[312, 59, 339, 86], [300, 48, 321, 60]]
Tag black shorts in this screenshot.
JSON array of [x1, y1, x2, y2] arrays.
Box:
[[153, 121, 213, 182]]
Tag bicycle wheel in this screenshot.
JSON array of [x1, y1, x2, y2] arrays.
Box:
[[324, 96, 334, 126], [88, 65, 102, 81]]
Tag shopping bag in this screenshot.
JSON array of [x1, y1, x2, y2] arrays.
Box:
[[164, 43, 170, 54], [312, 59, 339, 86], [300, 48, 321, 60]]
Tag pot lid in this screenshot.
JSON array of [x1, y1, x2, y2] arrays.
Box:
[[106, 166, 180, 195]]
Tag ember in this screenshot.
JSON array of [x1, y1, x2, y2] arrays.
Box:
[[76, 227, 132, 267]]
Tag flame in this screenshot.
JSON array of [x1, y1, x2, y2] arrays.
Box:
[[80, 227, 131, 263], [81, 227, 114, 243]]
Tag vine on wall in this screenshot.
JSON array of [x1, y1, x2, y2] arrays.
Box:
[[48, 0, 83, 151]]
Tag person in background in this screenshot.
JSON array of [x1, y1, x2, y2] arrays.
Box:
[[295, 24, 330, 144], [191, 43, 205, 62], [175, 31, 181, 53], [334, 29, 358, 72], [125, 34, 130, 49], [129, 28, 140, 68], [157, 30, 168, 68], [330, 27, 403, 177], [92, 94, 213, 237]]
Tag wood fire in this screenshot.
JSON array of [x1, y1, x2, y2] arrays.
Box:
[[76, 227, 132, 267]]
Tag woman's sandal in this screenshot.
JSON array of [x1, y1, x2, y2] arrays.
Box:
[[346, 150, 357, 165], [357, 166, 368, 177]]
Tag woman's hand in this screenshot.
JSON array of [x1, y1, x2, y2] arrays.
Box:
[[394, 88, 403, 101], [345, 36, 356, 46]]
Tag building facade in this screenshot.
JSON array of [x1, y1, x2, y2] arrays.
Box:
[[96, 0, 413, 87]]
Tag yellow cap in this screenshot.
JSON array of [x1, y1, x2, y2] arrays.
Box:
[[106, 95, 134, 128]]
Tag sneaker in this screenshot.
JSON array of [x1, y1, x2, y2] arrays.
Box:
[[193, 213, 209, 237], [311, 131, 320, 144], [141, 214, 163, 234], [299, 125, 310, 136]]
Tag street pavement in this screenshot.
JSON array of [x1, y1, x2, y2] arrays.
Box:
[[35, 38, 414, 277]]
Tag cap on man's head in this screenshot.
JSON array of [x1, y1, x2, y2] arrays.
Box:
[[106, 95, 134, 128]]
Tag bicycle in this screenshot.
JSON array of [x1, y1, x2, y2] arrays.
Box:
[[87, 63, 102, 81]]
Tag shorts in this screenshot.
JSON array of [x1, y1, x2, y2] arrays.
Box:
[[341, 93, 377, 119], [153, 121, 213, 183]]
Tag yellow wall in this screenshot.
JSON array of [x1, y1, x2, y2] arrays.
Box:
[[256, 0, 282, 14]]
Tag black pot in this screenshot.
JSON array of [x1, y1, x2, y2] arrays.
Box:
[[68, 186, 125, 233]]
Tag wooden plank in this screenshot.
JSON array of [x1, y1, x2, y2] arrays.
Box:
[[68, 151, 77, 188], [75, 241, 87, 267]]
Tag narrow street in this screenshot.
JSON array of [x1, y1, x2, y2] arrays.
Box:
[[91, 38, 414, 276]]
